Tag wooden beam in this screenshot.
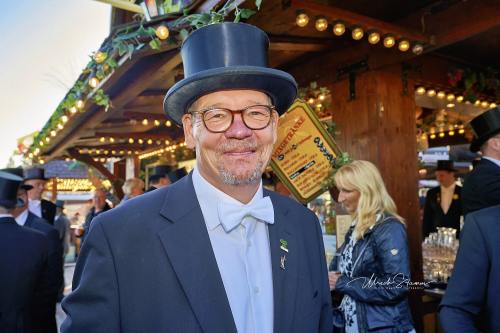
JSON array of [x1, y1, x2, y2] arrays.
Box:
[[93, 0, 143, 14], [95, 132, 176, 140], [122, 111, 168, 120], [290, 0, 431, 43], [67, 148, 124, 199], [269, 35, 333, 52]]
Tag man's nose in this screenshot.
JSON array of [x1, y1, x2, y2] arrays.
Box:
[[224, 113, 253, 139]]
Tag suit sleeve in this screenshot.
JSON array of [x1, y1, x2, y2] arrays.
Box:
[[308, 210, 333, 333], [61, 218, 120, 332], [336, 221, 411, 305], [439, 213, 489, 332], [46, 227, 64, 299]]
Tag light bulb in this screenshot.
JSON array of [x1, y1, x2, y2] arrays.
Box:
[[383, 35, 395, 48], [332, 21, 345, 36], [456, 96, 464, 103], [368, 31, 380, 44], [165, 120, 172, 127], [89, 77, 99, 88], [437, 91, 446, 99], [315, 17, 328, 32], [351, 27, 364, 40], [129, 138, 134, 144], [296, 12, 309, 27], [446, 94, 455, 101], [412, 43, 424, 55], [154, 119, 160, 126], [61, 115, 69, 123], [398, 39, 410, 52], [416, 87, 426, 95], [142, 118, 149, 125], [76, 99, 85, 109], [156, 25, 169, 40], [427, 89, 436, 97]]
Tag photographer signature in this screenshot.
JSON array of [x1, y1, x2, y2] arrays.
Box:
[[346, 273, 435, 289]]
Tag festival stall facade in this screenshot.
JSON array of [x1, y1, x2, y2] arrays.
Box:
[[24, 1, 500, 331]]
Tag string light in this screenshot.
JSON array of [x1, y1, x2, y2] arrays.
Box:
[[437, 91, 446, 99], [367, 31, 380, 44], [412, 43, 424, 55], [70, 106, 78, 114], [351, 26, 364, 40], [398, 39, 410, 52], [109, 137, 115, 143], [138, 139, 144, 144], [76, 99, 85, 109], [295, 12, 309, 27], [383, 34, 395, 48], [491, 103, 497, 108], [332, 21, 345, 36], [129, 138, 134, 144], [446, 93, 455, 101], [89, 77, 99, 88], [456, 96, 464, 103], [142, 119, 149, 126], [154, 120, 160, 126], [481, 101, 489, 108], [416, 87, 426, 95], [94, 51, 107, 64], [165, 120, 172, 127], [427, 89, 436, 97], [100, 137, 106, 143], [57, 123, 64, 130], [45, 137, 50, 143], [147, 139, 153, 145], [155, 25, 169, 40], [315, 17, 328, 31], [61, 115, 69, 123]]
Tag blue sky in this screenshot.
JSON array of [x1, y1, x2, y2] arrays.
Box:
[[0, 0, 110, 167]]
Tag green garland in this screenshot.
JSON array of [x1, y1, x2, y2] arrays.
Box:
[[26, 0, 262, 160]]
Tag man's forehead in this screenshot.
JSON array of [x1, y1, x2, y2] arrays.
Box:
[[194, 90, 270, 109]]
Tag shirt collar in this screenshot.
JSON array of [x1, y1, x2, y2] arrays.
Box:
[[0, 214, 13, 219], [192, 167, 263, 230], [29, 199, 41, 206], [15, 209, 29, 226], [483, 156, 500, 168]]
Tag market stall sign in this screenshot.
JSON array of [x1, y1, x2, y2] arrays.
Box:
[[271, 99, 342, 203]]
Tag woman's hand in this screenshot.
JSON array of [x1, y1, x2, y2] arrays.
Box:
[[328, 271, 341, 290]]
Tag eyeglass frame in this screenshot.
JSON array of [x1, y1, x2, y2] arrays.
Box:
[[189, 104, 276, 133]]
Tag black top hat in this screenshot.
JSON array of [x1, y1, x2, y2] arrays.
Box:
[[469, 106, 500, 152], [436, 160, 457, 172], [24, 167, 49, 181], [0, 171, 23, 209], [163, 22, 298, 125], [167, 167, 188, 183], [1, 168, 33, 191]]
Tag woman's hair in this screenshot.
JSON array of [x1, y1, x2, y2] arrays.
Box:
[[122, 178, 144, 196], [334, 160, 404, 240]]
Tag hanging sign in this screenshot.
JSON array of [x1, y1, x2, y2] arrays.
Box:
[[270, 99, 342, 203]]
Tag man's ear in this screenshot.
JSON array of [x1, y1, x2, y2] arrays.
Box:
[[182, 114, 196, 149]]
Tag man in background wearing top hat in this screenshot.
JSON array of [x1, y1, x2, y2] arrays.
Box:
[[167, 166, 188, 184], [24, 167, 57, 224], [0, 170, 51, 333], [54, 200, 70, 301], [62, 22, 332, 333], [422, 160, 463, 238], [462, 106, 500, 216], [3, 168, 63, 333], [146, 165, 174, 192]]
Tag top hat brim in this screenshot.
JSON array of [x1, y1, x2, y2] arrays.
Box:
[[470, 128, 500, 152], [163, 66, 297, 125], [24, 175, 49, 181], [435, 166, 457, 172]]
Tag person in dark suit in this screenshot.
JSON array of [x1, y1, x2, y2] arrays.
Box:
[[167, 167, 188, 184], [23, 167, 56, 224], [462, 106, 500, 216], [439, 204, 500, 332], [146, 165, 174, 192], [12, 182, 63, 333], [0, 171, 51, 333], [75, 188, 111, 244], [423, 160, 463, 238], [61, 23, 332, 332]]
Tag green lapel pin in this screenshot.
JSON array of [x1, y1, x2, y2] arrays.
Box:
[[280, 239, 289, 253]]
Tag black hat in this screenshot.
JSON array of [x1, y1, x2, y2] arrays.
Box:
[[436, 160, 457, 172], [167, 167, 188, 183], [0, 171, 23, 209], [469, 106, 500, 152], [149, 165, 174, 183], [1, 168, 33, 190], [24, 167, 49, 181], [163, 22, 297, 125], [55, 200, 65, 208]]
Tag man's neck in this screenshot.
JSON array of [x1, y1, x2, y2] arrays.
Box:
[[198, 169, 260, 204]]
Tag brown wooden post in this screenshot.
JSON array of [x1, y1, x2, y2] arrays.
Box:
[[51, 178, 58, 202]]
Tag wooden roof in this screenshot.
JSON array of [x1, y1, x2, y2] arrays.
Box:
[[33, 0, 500, 162]]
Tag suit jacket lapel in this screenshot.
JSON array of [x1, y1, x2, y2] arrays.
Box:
[[157, 173, 237, 333], [266, 191, 298, 333], [25, 212, 34, 227]]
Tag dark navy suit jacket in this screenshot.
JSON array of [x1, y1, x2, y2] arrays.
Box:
[[25, 212, 63, 333], [0, 217, 50, 333], [439, 204, 500, 332], [462, 158, 500, 216], [423, 185, 462, 238], [61, 173, 332, 332]]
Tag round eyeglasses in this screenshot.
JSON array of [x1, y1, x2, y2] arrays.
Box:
[[190, 104, 275, 133]]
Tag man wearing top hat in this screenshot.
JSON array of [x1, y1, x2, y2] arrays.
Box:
[[167, 166, 188, 184], [0, 170, 51, 333], [422, 160, 463, 238], [62, 22, 332, 333], [462, 106, 500, 216], [24, 167, 57, 224], [146, 165, 174, 192], [4, 168, 63, 333]]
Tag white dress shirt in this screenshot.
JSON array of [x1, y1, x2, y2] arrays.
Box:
[[15, 209, 29, 226], [0, 214, 13, 219], [192, 167, 274, 333], [440, 183, 456, 214], [29, 199, 42, 218]]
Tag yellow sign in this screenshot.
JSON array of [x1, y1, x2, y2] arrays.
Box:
[[271, 100, 342, 203]]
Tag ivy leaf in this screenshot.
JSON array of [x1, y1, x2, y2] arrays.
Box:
[[117, 43, 128, 56], [255, 0, 262, 10], [149, 38, 161, 50], [146, 27, 157, 36], [180, 29, 189, 41], [240, 8, 256, 19], [105, 57, 118, 69]]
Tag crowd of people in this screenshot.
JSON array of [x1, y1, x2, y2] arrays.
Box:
[[1, 21, 499, 333]]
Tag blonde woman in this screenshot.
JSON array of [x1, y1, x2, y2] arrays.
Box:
[[329, 160, 415, 333]]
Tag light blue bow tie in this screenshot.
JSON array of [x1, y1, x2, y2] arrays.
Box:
[[217, 196, 275, 233]]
